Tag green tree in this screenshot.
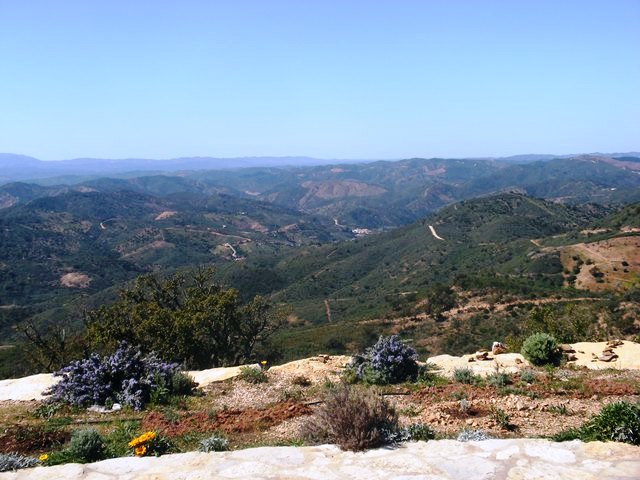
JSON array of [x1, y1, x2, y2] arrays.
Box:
[[424, 284, 457, 320], [85, 269, 286, 368]]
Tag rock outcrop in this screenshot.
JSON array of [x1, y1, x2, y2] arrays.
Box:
[[1, 440, 638, 480]]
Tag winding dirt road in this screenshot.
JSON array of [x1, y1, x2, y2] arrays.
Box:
[[428, 225, 445, 240]]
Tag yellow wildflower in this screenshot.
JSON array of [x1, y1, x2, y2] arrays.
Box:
[[128, 431, 156, 448], [39, 454, 49, 462], [134, 445, 147, 456]]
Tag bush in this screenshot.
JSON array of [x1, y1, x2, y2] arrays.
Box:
[[348, 335, 419, 385], [44, 342, 194, 410], [521, 333, 560, 366], [0, 453, 39, 472], [487, 371, 511, 388], [555, 401, 640, 445], [453, 368, 479, 385], [238, 366, 268, 384], [302, 384, 398, 451], [198, 433, 229, 452], [66, 429, 106, 463]]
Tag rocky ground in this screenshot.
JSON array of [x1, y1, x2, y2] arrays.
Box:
[[0, 344, 639, 478], [2, 439, 640, 480]]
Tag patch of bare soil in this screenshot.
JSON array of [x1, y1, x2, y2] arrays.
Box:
[[154, 210, 178, 220], [390, 369, 640, 439], [0, 425, 70, 454], [561, 236, 640, 291], [59, 272, 91, 288], [141, 400, 311, 437]]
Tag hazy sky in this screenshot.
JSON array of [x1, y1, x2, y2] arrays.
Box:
[[1, 1, 638, 160]]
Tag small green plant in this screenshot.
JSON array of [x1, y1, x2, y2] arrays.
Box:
[[198, 433, 229, 452], [487, 371, 510, 388], [238, 366, 268, 384], [33, 402, 63, 420], [521, 333, 560, 366], [405, 422, 436, 441], [453, 368, 479, 385], [104, 421, 140, 458], [520, 369, 536, 384], [207, 408, 218, 420], [456, 428, 492, 442], [490, 406, 514, 431], [66, 428, 107, 463], [547, 404, 571, 416], [171, 371, 199, 395], [0, 453, 39, 472]]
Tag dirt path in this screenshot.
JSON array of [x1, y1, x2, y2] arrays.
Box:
[[324, 299, 332, 323], [428, 225, 445, 241], [224, 243, 238, 259]]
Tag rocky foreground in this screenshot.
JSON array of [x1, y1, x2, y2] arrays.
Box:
[[1, 439, 638, 480]]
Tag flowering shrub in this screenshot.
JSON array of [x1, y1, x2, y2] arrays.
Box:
[[349, 335, 419, 385], [44, 342, 195, 410]]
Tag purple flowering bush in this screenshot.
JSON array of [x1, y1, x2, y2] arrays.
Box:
[[350, 335, 419, 385], [44, 342, 193, 410]]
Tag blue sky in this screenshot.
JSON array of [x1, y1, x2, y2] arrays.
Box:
[[0, 1, 638, 160]]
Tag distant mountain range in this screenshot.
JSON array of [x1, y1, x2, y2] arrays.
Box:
[[2, 154, 639, 228], [1, 152, 639, 184]]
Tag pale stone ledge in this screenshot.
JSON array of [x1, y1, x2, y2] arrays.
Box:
[[1, 439, 638, 480]]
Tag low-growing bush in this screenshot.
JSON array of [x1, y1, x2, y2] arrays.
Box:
[[44, 342, 196, 410], [554, 401, 640, 445], [404, 422, 436, 442], [347, 335, 419, 385], [453, 368, 479, 385], [456, 428, 492, 442], [66, 429, 106, 463], [521, 333, 560, 366], [0, 453, 39, 472], [238, 366, 268, 384], [302, 384, 398, 451], [520, 369, 536, 384], [487, 371, 511, 388], [198, 433, 230, 452]]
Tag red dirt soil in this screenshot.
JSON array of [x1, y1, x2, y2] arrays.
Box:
[[142, 400, 311, 437]]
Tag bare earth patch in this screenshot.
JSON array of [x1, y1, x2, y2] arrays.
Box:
[[59, 272, 91, 288], [154, 210, 178, 220]]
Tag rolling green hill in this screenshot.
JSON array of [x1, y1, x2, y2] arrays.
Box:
[[0, 189, 351, 340], [220, 193, 609, 317]]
